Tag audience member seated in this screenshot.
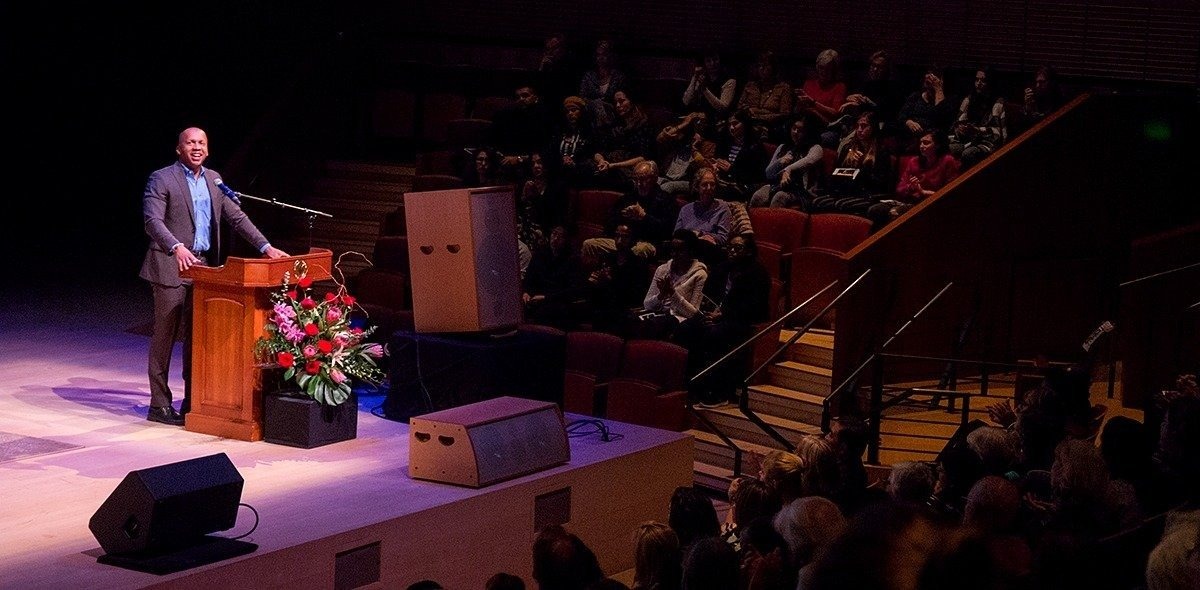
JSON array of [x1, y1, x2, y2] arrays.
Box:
[[966, 425, 1019, 478], [737, 516, 794, 590], [708, 108, 767, 202], [829, 49, 904, 144], [895, 65, 957, 155], [581, 160, 678, 264], [950, 66, 1008, 168], [485, 572, 526, 590], [518, 152, 571, 236], [825, 415, 876, 515], [532, 524, 605, 590], [462, 146, 506, 187], [681, 536, 740, 590], [537, 32, 582, 107], [668, 485, 722, 556], [759, 449, 807, 506], [1019, 65, 1066, 133], [773, 495, 846, 578], [750, 112, 825, 210], [887, 461, 937, 508], [868, 128, 960, 226], [549, 96, 599, 187], [681, 48, 738, 132], [810, 110, 895, 216], [674, 234, 770, 408], [793, 49, 848, 132], [927, 445, 986, 523], [631, 521, 682, 590], [585, 223, 652, 334], [492, 83, 555, 177], [655, 111, 714, 196], [674, 167, 733, 268], [720, 476, 779, 551], [579, 38, 628, 127], [633, 229, 708, 340], [593, 89, 656, 189], [737, 50, 793, 135], [522, 226, 587, 331]]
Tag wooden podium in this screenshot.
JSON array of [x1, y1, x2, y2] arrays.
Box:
[[180, 248, 333, 441]]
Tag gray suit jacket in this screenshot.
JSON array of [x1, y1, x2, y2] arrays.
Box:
[[139, 162, 270, 287]]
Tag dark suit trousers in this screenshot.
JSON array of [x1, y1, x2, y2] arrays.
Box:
[[148, 282, 193, 411]]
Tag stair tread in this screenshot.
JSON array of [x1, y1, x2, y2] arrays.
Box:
[[773, 361, 832, 377], [747, 384, 826, 405], [706, 405, 823, 433], [689, 429, 785, 457], [778, 329, 834, 347]]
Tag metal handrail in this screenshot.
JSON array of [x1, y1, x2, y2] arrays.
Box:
[[686, 278, 843, 463], [822, 282, 953, 431]]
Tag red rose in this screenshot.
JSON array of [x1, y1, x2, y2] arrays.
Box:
[[298, 276, 313, 289], [318, 339, 333, 354], [304, 323, 319, 336], [300, 297, 316, 310], [287, 290, 298, 300], [277, 351, 295, 368], [305, 360, 321, 375], [325, 292, 337, 302], [341, 294, 356, 306]]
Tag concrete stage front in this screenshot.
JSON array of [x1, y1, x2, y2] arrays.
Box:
[[0, 279, 694, 589]]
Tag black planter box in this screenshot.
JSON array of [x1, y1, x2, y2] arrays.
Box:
[[263, 392, 358, 448]]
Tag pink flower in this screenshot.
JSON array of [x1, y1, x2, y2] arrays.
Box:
[[330, 368, 347, 384], [363, 343, 384, 358], [325, 307, 343, 323], [303, 344, 318, 358]]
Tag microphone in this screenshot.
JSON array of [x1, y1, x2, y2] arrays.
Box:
[[213, 178, 242, 205]]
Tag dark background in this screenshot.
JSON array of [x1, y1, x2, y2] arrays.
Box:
[[6, 2, 1198, 288]]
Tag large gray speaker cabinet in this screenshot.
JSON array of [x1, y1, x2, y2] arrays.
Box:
[[409, 396, 570, 487], [405, 186, 521, 333]]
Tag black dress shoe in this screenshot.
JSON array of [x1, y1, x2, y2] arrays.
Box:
[[147, 406, 184, 426]]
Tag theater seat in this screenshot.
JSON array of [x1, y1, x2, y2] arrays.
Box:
[[606, 339, 690, 431], [571, 189, 624, 242], [561, 331, 625, 417], [804, 213, 872, 252]]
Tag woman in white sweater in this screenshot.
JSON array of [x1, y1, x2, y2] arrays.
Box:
[[638, 229, 709, 339]]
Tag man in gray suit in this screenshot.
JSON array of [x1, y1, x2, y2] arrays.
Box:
[[140, 127, 289, 425]]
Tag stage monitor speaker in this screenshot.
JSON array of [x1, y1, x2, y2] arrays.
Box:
[[405, 186, 521, 333], [409, 396, 570, 487], [89, 453, 246, 556]]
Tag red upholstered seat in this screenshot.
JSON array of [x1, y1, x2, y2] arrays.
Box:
[[803, 213, 872, 252], [605, 339, 690, 431], [410, 174, 466, 193], [570, 189, 624, 242], [561, 331, 625, 417]]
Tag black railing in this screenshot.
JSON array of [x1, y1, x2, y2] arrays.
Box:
[[686, 275, 854, 474], [821, 282, 953, 432]]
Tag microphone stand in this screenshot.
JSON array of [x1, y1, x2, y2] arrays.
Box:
[[236, 191, 333, 252]]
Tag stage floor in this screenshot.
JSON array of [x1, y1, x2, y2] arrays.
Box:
[[0, 278, 694, 589]]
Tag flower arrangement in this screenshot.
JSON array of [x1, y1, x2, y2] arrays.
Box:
[[253, 268, 385, 406]]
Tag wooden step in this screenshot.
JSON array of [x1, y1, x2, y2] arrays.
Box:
[[689, 429, 783, 475], [696, 405, 822, 450], [767, 361, 831, 396], [746, 384, 825, 425], [693, 461, 736, 496], [778, 328, 834, 369]]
